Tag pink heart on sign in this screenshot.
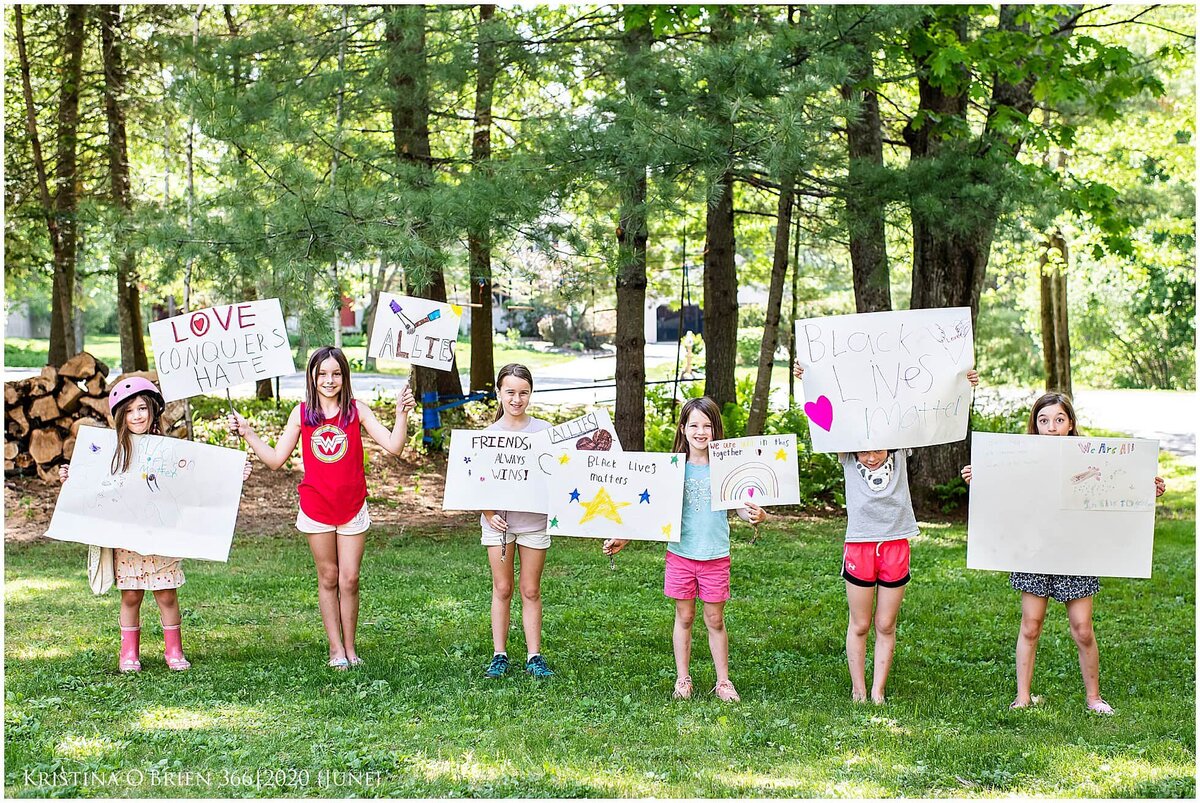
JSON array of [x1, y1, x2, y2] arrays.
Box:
[[804, 395, 834, 432]]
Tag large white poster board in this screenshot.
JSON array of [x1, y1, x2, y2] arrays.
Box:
[[442, 429, 550, 514], [966, 432, 1159, 578], [368, 293, 462, 372], [546, 451, 684, 541], [708, 434, 801, 510], [45, 427, 246, 562], [794, 307, 974, 452], [529, 408, 622, 453], [149, 299, 295, 402]]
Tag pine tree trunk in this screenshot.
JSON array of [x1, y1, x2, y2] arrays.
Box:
[[703, 172, 738, 409], [46, 7, 86, 365], [746, 180, 794, 436], [101, 5, 148, 372], [386, 5, 462, 402], [468, 4, 497, 394], [1039, 230, 1072, 396], [842, 54, 891, 314]]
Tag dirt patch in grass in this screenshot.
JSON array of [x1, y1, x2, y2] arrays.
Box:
[[4, 441, 476, 543]]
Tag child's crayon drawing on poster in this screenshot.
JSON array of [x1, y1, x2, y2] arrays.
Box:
[[368, 293, 462, 372], [148, 298, 295, 402], [1060, 439, 1156, 512], [545, 451, 684, 542], [793, 307, 974, 452], [44, 427, 247, 562], [966, 432, 1160, 578], [707, 434, 801, 511]]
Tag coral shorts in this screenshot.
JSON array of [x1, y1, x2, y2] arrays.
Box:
[[664, 551, 731, 603], [842, 539, 911, 588]]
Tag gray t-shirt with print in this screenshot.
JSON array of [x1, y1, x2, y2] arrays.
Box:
[[838, 449, 919, 543]]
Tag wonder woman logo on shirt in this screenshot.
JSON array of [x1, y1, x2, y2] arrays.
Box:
[[310, 424, 349, 463]]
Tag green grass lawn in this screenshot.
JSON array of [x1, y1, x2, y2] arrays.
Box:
[[4, 336, 144, 370], [5, 456, 1194, 798]]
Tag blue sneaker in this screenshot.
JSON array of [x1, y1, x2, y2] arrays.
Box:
[[525, 654, 554, 678], [484, 653, 509, 679]]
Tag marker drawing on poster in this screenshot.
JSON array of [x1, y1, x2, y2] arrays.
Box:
[[707, 434, 801, 510], [368, 293, 463, 372], [529, 408, 623, 453], [546, 451, 684, 542], [966, 432, 1159, 578], [44, 427, 247, 561], [794, 307, 974, 452], [148, 298, 295, 402], [442, 429, 548, 514]]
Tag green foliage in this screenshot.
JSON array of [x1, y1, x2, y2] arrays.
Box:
[[736, 327, 764, 367]]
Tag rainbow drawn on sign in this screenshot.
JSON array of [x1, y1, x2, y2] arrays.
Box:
[[719, 462, 780, 502]]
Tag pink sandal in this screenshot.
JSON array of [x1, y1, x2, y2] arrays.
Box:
[[672, 676, 693, 700], [1087, 698, 1115, 715], [712, 679, 741, 702]]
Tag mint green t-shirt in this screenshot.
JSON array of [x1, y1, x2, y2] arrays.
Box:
[[667, 461, 730, 561]]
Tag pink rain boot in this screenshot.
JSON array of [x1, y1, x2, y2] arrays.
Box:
[[162, 623, 191, 671], [119, 626, 141, 673]]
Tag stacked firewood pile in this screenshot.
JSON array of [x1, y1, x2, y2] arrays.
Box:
[[4, 352, 188, 481]]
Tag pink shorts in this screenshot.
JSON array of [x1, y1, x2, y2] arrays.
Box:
[[664, 551, 731, 603], [842, 539, 911, 587]]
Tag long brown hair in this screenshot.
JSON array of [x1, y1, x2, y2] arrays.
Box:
[[110, 394, 164, 474], [1026, 391, 1081, 436], [304, 346, 357, 428], [672, 396, 724, 454], [494, 363, 534, 421]]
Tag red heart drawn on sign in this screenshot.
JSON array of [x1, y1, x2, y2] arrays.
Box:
[[189, 313, 210, 337], [803, 395, 834, 432]]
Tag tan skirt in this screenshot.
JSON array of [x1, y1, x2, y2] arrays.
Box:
[[114, 548, 185, 591]]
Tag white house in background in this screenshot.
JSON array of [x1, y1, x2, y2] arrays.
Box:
[[5, 302, 40, 338]]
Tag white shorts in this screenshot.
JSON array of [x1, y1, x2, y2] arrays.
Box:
[[480, 529, 550, 550], [296, 501, 371, 536]]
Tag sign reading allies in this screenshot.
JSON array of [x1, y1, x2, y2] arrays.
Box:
[[149, 299, 294, 402], [794, 307, 975, 452], [45, 427, 247, 561], [707, 434, 801, 510], [966, 432, 1160, 578], [545, 450, 684, 542], [368, 293, 463, 372]]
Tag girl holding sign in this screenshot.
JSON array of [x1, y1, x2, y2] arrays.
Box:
[[58, 377, 252, 672], [961, 392, 1166, 714], [228, 347, 414, 670], [479, 364, 556, 680], [794, 361, 978, 704], [603, 397, 767, 702]]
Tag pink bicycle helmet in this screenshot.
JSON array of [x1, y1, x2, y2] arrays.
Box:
[[108, 376, 165, 415]]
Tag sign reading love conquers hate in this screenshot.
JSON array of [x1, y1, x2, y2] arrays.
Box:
[[793, 307, 975, 452], [148, 299, 295, 402]]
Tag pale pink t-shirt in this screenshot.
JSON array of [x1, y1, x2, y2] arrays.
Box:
[[479, 416, 551, 535]]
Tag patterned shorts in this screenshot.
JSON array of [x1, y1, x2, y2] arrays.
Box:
[[1010, 572, 1099, 603]]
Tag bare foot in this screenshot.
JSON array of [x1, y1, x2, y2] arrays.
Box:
[[871, 692, 886, 705], [851, 689, 868, 703]]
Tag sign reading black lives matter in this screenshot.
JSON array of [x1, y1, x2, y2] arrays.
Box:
[[148, 299, 296, 402]]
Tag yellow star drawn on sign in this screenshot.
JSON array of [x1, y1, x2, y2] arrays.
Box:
[[559, 453, 571, 465], [661, 523, 673, 538], [775, 448, 788, 461], [578, 487, 631, 525]]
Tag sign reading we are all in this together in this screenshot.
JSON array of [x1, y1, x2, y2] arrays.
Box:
[[794, 307, 975, 452]]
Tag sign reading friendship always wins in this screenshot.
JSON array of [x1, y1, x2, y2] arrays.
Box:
[[546, 451, 684, 542], [794, 307, 975, 452]]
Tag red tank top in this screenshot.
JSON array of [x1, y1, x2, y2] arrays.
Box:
[[298, 403, 367, 526]]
